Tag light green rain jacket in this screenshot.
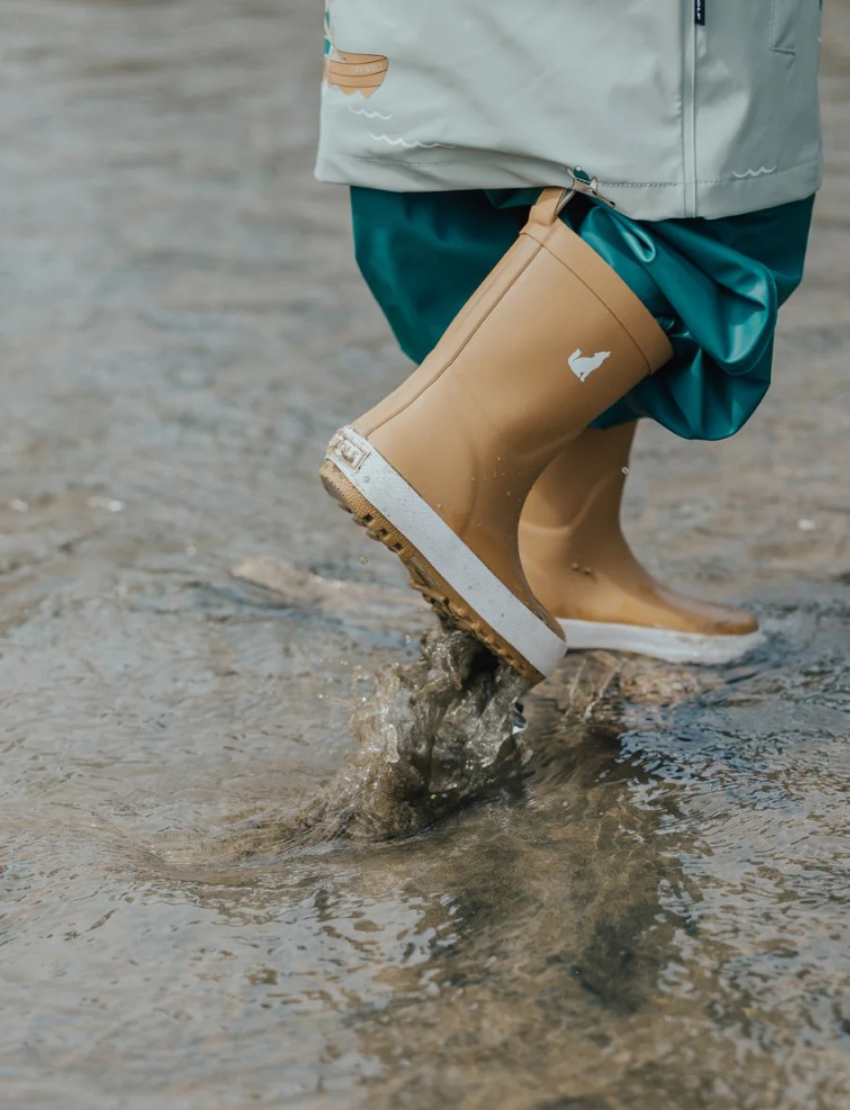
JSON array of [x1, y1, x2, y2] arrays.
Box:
[[315, 0, 823, 220]]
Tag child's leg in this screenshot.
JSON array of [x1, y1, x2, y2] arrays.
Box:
[[322, 189, 672, 683], [345, 186, 814, 670], [519, 422, 763, 664]]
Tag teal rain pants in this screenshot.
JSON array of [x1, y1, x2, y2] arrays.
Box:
[[350, 187, 815, 441]]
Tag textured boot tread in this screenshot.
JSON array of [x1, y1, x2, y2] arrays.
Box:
[[320, 459, 545, 683]]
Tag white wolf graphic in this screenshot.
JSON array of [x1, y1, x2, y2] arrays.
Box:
[[568, 349, 611, 381]]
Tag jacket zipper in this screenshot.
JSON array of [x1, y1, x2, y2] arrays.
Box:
[[682, 0, 700, 216]]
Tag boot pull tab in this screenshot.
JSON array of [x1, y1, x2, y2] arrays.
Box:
[[529, 167, 616, 227], [530, 187, 568, 226]]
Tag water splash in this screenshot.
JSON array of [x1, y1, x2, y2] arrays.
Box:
[[151, 622, 531, 867], [194, 559, 705, 861], [249, 627, 530, 848]]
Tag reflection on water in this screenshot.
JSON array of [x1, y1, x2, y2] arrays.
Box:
[[2, 1, 850, 1108]]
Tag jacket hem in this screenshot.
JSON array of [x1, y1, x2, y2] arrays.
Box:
[[315, 150, 822, 221]]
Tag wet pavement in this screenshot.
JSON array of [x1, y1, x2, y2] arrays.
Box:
[[1, 2, 850, 1108]]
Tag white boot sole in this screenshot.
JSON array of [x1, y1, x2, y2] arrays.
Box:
[[558, 618, 765, 665], [324, 426, 566, 680]]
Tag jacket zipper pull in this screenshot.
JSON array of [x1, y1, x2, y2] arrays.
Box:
[[695, 0, 706, 25]]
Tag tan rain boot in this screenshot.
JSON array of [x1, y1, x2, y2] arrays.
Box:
[[520, 422, 764, 664], [320, 187, 673, 683]]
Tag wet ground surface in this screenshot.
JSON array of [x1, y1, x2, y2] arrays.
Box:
[[2, 2, 850, 1107]]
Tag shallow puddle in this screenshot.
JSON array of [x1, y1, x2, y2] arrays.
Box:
[[2, 2, 850, 1108]]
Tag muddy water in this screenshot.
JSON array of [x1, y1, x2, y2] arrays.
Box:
[[1, 1, 850, 1107]]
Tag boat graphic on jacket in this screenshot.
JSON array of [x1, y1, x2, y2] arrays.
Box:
[[323, 2, 388, 98]]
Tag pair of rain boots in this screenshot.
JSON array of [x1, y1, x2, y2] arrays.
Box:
[[321, 187, 761, 683]]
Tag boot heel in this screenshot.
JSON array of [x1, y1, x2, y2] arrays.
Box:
[[320, 428, 566, 682]]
